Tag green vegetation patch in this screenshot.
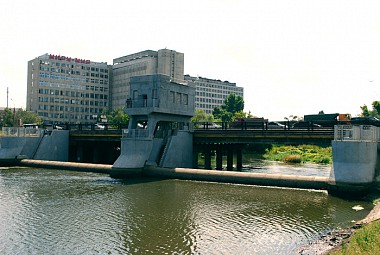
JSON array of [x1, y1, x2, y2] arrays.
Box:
[[263, 144, 332, 164], [331, 220, 380, 255]]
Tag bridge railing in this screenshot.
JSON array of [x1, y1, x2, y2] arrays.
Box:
[[122, 129, 149, 138], [191, 121, 334, 131], [1, 127, 43, 137], [334, 125, 379, 142]]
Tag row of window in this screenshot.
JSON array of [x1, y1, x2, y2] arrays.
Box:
[[195, 103, 216, 109], [38, 112, 100, 120], [169, 91, 189, 105], [196, 92, 235, 98], [38, 84, 109, 93], [113, 62, 147, 75], [196, 97, 224, 104], [38, 93, 107, 101], [39, 66, 109, 78], [196, 86, 243, 94], [38, 73, 109, 84], [40, 60, 109, 73], [38, 81, 85, 90], [38, 105, 105, 113], [193, 81, 237, 88], [38, 96, 108, 105]]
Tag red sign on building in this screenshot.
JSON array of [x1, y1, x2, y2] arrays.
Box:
[[49, 54, 91, 64]]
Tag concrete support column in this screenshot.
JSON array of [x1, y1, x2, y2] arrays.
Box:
[[216, 147, 223, 170], [76, 142, 83, 162], [204, 148, 212, 170], [236, 147, 242, 171], [193, 149, 199, 168], [227, 147, 233, 171], [93, 146, 99, 164]]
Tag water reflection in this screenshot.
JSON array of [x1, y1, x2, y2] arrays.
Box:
[[0, 167, 372, 254], [242, 158, 331, 177]]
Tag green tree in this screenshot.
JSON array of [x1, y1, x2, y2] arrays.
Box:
[[0, 108, 14, 127], [360, 105, 370, 117], [360, 101, 380, 118], [0, 108, 42, 127], [108, 108, 129, 128], [234, 111, 246, 120], [213, 94, 244, 122], [191, 109, 214, 123], [222, 94, 244, 114], [213, 106, 233, 122], [373, 101, 380, 116], [16, 109, 43, 126]]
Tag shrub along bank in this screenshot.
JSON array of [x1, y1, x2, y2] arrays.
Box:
[[262, 144, 332, 164]]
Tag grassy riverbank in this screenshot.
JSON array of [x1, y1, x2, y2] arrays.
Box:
[[329, 220, 380, 254], [262, 144, 332, 164], [328, 195, 380, 255]]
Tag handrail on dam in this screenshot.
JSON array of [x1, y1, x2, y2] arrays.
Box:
[[334, 125, 380, 142], [122, 129, 149, 138], [1, 127, 43, 137]]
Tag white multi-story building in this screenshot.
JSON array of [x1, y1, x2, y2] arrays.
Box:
[[111, 49, 184, 110], [184, 75, 244, 114], [27, 53, 111, 124], [26, 50, 244, 123]]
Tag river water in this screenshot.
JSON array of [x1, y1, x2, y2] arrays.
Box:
[[0, 166, 373, 255]]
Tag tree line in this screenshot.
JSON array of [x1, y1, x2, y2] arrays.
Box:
[[0, 108, 129, 128], [1, 96, 378, 128]]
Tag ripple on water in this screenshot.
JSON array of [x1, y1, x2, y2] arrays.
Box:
[[0, 168, 373, 255]]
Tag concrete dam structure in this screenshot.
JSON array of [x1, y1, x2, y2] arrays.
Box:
[[0, 127, 68, 163], [329, 125, 380, 195], [1, 73, 380, 196], [111, 74, 195, 176], [1, 123, 380, 196]]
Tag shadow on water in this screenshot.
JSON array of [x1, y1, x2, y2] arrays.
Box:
[[115, 176, 167, 186]]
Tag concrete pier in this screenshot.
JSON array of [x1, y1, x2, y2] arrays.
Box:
[[329, 125, 380, 196]]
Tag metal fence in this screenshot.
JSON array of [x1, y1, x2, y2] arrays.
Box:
[[122, 129, 149, 138], [334, 125, 379, 142], [1, 127, 43, 137]]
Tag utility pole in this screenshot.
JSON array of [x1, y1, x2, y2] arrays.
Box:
[[7, 87, 9, 108]]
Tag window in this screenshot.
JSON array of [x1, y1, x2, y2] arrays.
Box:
[[183, 94, 188, 105], [152, 89, 157, 99]]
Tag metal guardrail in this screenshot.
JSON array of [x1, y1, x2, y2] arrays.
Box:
[[1, 127, 43, 137], [122, 129, 149, 138], [334, 125, 379, 142]]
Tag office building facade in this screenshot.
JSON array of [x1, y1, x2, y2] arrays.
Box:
[[111, 49, 184, 110], [185, 75, 244, 114], [26, 49, 244, 123], [27, 53, 111, 124]]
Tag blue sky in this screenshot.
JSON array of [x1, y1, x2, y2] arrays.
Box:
[[1, 0, 379, 120]]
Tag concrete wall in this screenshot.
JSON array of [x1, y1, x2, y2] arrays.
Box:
[[112, 130, 193, 171], [330, 141, 378, 184], [34, 131, 69, 161], [376, 144, 380, 182], [113, 138, 153, 169], [147, 138, 164, 165], [0, 130, 69, 161], [161, 131, 193, 168], [0, 136, 29, 159]]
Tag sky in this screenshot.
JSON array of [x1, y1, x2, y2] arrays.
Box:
[[0, 0, 379, 120]]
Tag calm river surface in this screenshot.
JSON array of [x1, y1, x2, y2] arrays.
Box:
[[0, 166, 373, 255]]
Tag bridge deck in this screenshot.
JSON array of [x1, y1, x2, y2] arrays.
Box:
[[193, 129, 334, 145]]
